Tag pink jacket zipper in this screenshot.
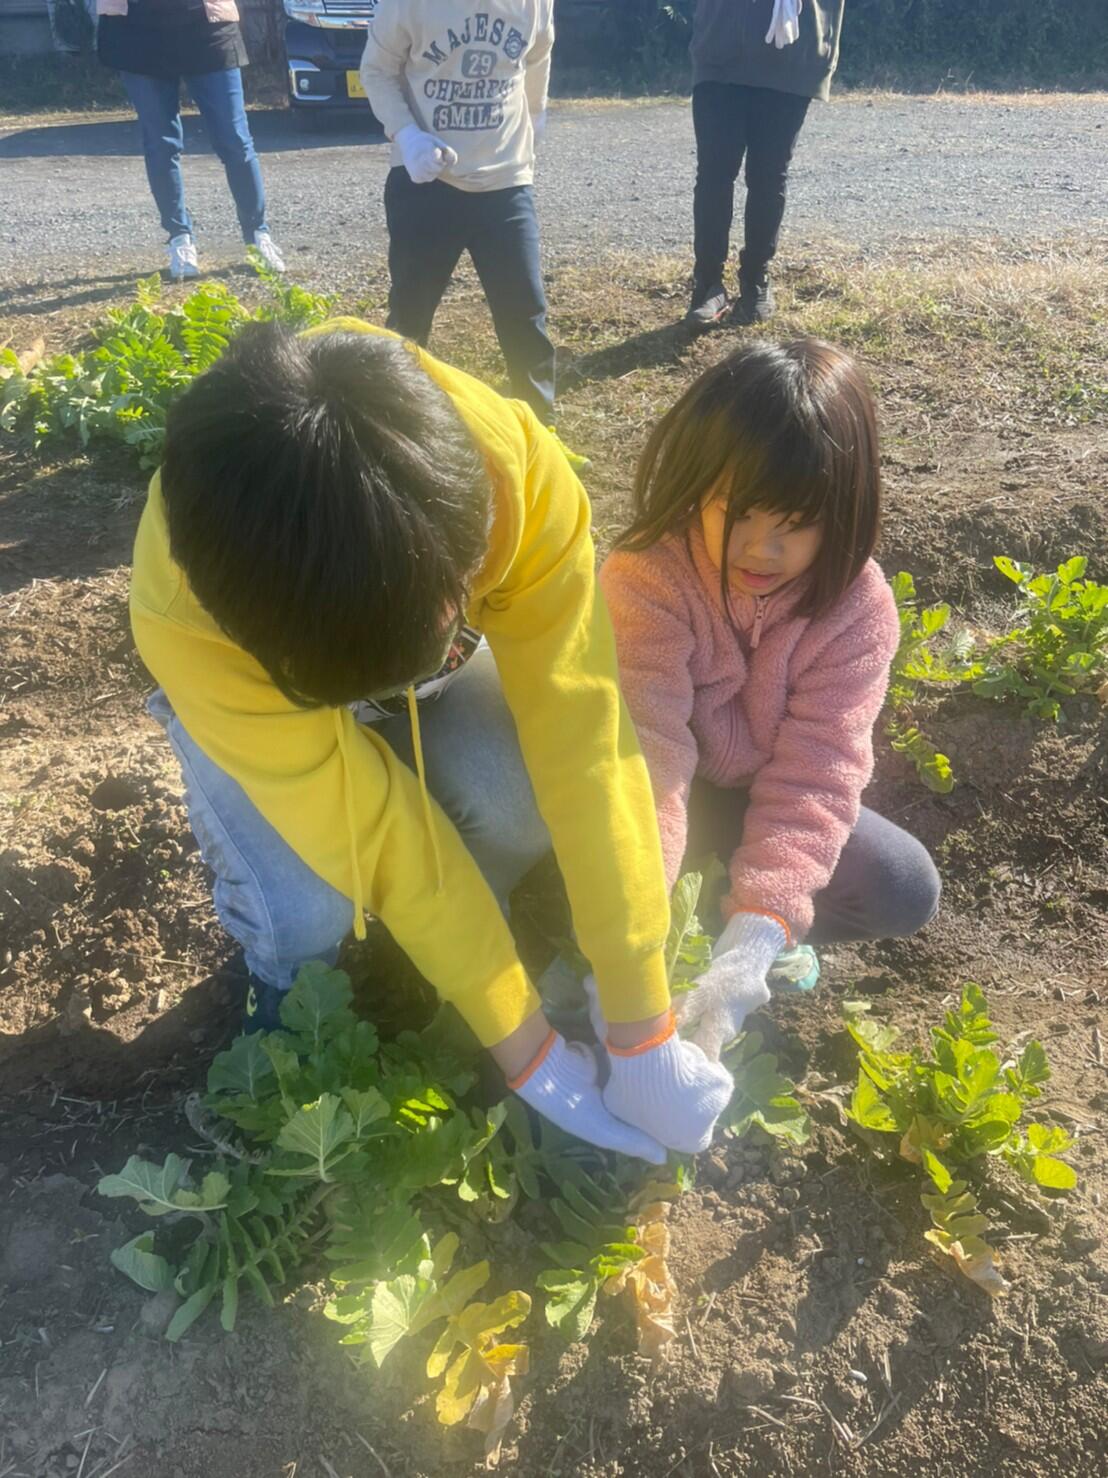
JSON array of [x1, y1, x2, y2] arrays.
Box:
[[750, 596, 768, 650]]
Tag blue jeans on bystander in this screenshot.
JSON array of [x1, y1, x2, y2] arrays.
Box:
[[120, 66, 268, 243]]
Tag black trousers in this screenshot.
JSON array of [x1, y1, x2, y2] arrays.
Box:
[[383, 168, 555, 421], [692, 81, 811, 287]]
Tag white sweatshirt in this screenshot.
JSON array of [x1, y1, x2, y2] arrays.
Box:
[[360, 1, 555, 193]]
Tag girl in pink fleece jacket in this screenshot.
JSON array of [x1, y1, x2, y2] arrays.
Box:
[[601, 338, 940, 1059]]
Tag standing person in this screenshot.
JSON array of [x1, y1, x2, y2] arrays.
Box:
[[359, 2, 556, 422], [686, 0, 845, 329], [97, 0, 286, 281], [600, 339, 941, 1059], [131, 316, 736, 1160]]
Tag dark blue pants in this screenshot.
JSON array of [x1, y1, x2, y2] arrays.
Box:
[[120, 67, 267, 243], [692, 81, 811, 287], [384, 169, 555, 421]]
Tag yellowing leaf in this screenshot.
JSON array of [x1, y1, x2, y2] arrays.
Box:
[[468, 1376, 516, 1469], [428, 1286, 516, 1380], [640, 1218, 671, 1258], [454, 1291, 531, 1350], [925, 1230, 1010, 1297], [436, 1348, 483, 1425], [900, 1116, 951, 1165], [17, 338, 45, 373]]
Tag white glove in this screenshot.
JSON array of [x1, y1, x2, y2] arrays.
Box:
[[531, 108, 547, 147], [511, 1030, 666, 1164], [766, 0, 802, 49], [395, 123, 458, 185], [581, 976, 735, 1155], [603, 1018, 735, 1155], [673, 912, 785, 1060]]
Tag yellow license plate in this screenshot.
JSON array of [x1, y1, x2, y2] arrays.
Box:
[[346, 70, 367, 100]]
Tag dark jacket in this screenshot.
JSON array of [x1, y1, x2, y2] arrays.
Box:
[[97, 0, 246, 80], [691, 0, 846, 103]]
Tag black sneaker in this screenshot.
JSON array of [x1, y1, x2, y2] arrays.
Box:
[[243, 976, 287, 1034], [732, 274, 775, 325], [685, 280, 729, 331]]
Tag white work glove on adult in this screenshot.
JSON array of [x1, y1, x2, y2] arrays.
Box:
[[673, 912, 786, 1060], [531, 108, 547, 147], [395, 123, 458, 184], [766, 0, 802, 49], [511, 1030, 666, 1164], [582, 977, 735, 1156]]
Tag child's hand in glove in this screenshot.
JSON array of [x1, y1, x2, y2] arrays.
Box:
[[673, 912, 787, 1060], [580, 979, 734, 1154], [510, 1030, 666, 1164], [395, 123, 458, 184]]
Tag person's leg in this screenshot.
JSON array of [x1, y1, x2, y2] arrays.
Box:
[[185, 67, 267, 241], [683, 784, 939, 946], [691, 81, 748, 289], [466, 186, 555, 422], [740, 85, 811, 284], [119, 70, 192, 240], [371, 646, 552, 908], [147, 690, 351, 990], [807, 807, 941, 946], [384, 169, 467, 346]]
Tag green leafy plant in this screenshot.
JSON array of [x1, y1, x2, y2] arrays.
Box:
[[973, 556, 1108, 720], [885, 570, 979, 792], [97, 964, 687, 1459], [537, 1167, 682, 1357], [843, 985, 1077, 1296], [720, 1031, 811, 1146], [1, 266, 336, 468], [665, 863, 724, 989], [325, 1228, 531, 1459]]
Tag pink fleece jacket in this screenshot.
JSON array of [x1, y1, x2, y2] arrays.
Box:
[[601, 524, 901, 939]]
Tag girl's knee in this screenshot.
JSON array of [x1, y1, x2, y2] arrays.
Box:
[[887, 846, 942, 937]]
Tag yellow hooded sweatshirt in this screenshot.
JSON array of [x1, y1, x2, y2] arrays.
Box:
[[130, 319, 671, 1047]]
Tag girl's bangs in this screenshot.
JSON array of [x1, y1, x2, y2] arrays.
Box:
[[724, 452, 830, 529]]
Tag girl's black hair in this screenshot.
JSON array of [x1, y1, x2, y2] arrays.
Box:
[[616, 338, 883, 621], [161, 322, 492, 708]]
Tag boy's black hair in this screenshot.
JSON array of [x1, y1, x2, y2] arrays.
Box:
[[617, 338, 883, 622], [161, 322, 492, 708]]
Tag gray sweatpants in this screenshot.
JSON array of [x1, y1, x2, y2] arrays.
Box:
[[684, 778, 941, 945]]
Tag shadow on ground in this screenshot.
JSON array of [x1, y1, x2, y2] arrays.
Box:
[[0, 106, 385, 161]]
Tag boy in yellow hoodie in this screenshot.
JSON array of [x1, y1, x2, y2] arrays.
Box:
[[131, 318, 734, 1160]]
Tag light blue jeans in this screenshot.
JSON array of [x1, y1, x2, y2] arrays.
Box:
[[120, 67, 268, 243], [149, 648, 552, 991]]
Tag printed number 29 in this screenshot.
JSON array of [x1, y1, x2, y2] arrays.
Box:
[[462, 49, 495, 78]]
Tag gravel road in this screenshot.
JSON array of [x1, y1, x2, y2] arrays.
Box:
[[1, 94, 1106, 295]]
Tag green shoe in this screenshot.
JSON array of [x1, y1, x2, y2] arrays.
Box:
[[768, 945, 820, 994], [547, 426, 591, 473]]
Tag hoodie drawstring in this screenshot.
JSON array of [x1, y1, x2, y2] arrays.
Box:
[[333, 690, 446, 941], [407, 685, 445, 894], [333, 707, 368, 941]]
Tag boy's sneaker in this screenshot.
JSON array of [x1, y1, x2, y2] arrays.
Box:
[[685, 280, 729, 331], [732, 273, 775, 325], [250, 230, 286, 274], [167, 233, 199, 282], [243, 975, 287, 1033]]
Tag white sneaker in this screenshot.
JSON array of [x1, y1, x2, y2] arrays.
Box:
[[250, 230, 286, 274], [167, 233, 200, 281]]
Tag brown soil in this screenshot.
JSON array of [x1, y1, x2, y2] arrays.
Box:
[[1, 259, 1106, 1478]]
